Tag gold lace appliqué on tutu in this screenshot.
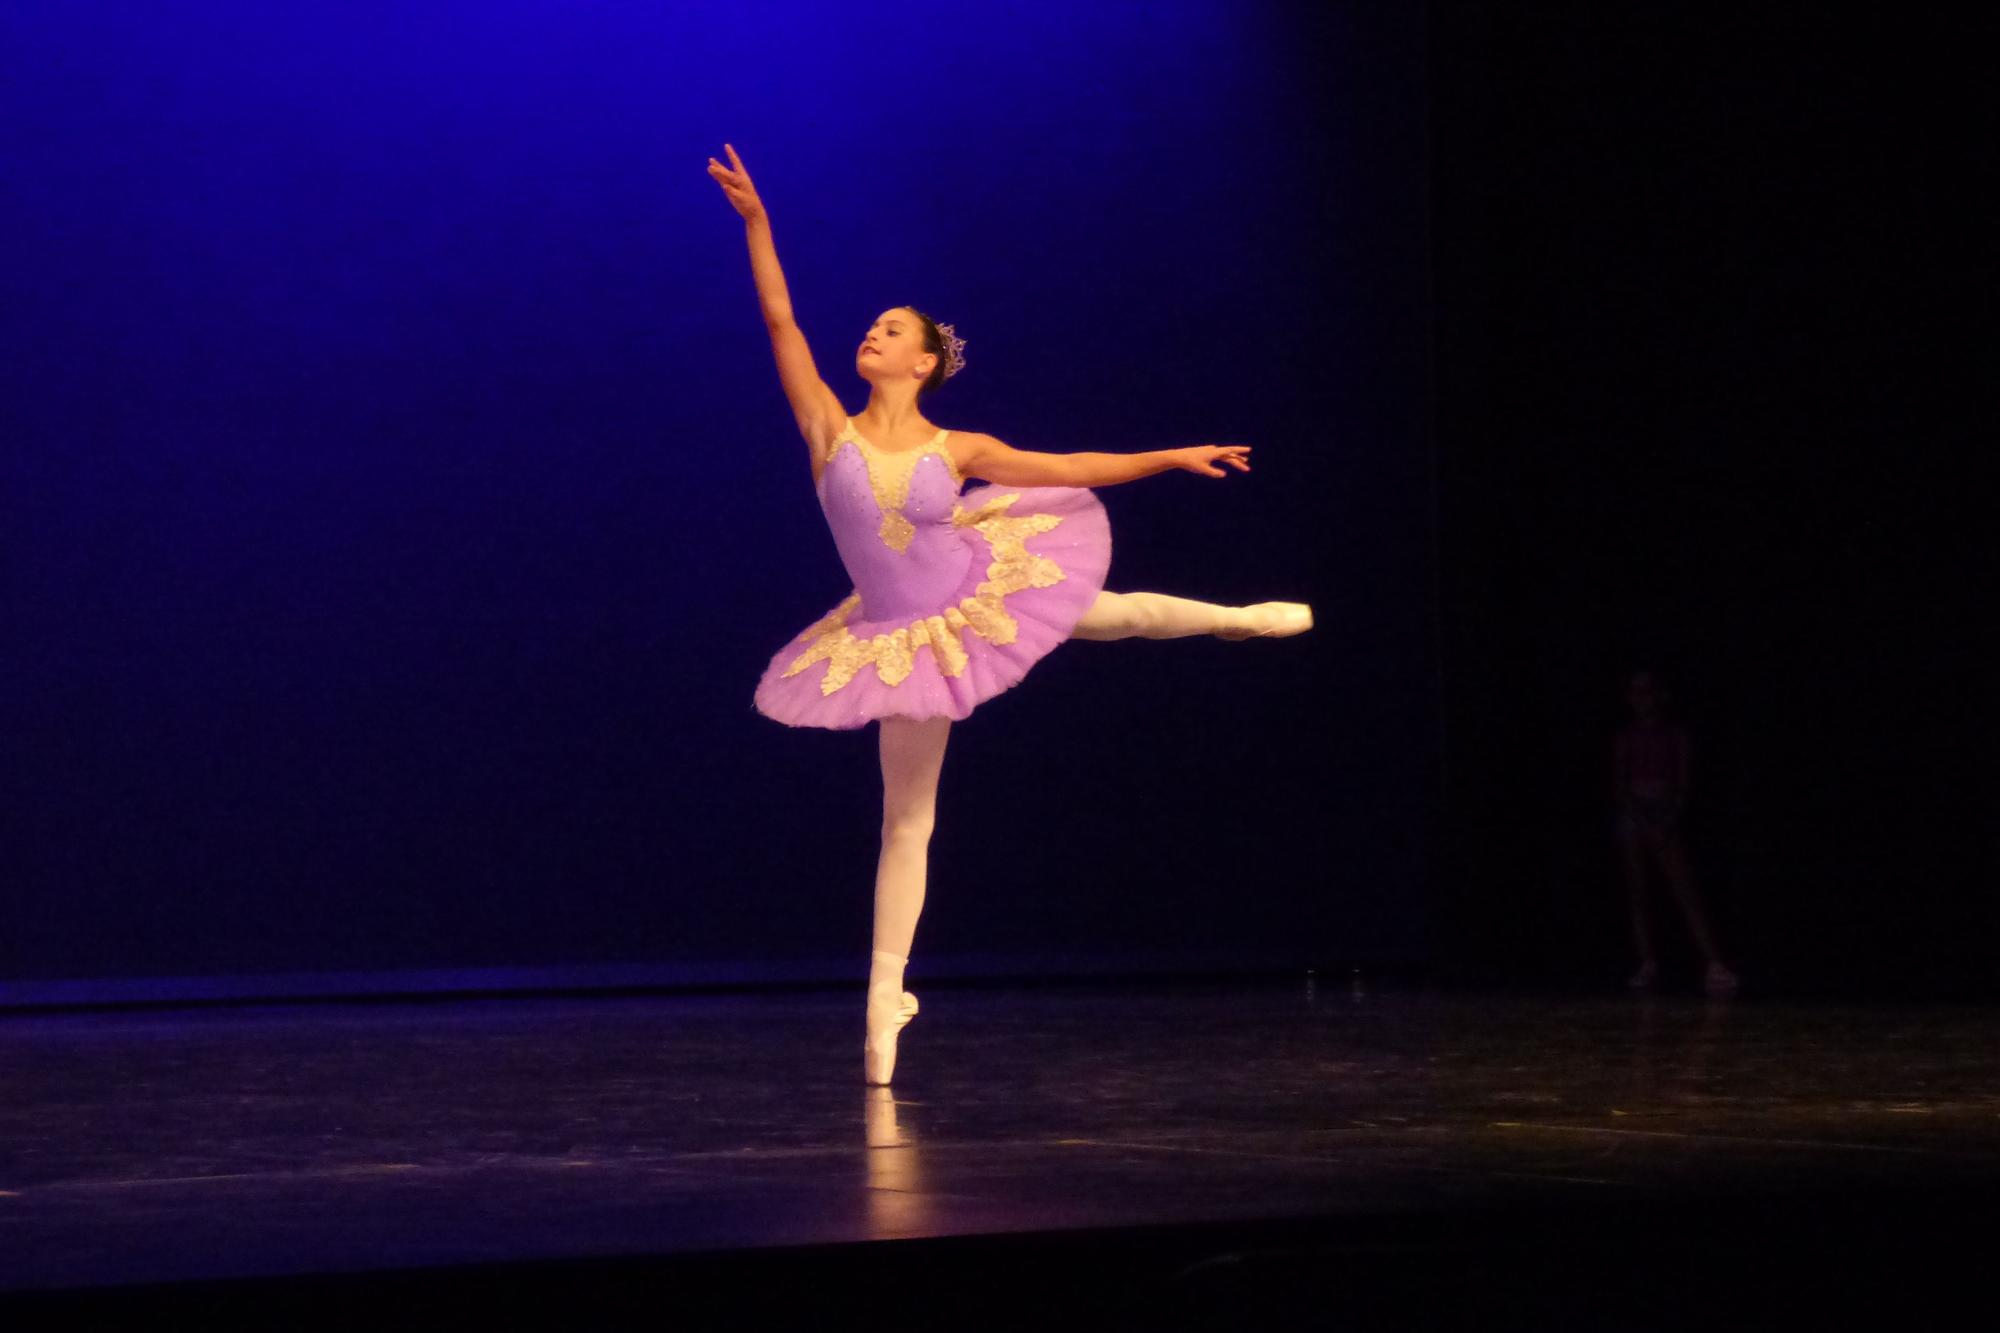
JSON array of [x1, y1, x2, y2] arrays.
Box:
[[780, 492, 1069, 695], [832, 421, 966, 554]]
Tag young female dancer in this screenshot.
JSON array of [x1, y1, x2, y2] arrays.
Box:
[[707, 143, 1312, 1084], [1615, 669, 1740, 996]]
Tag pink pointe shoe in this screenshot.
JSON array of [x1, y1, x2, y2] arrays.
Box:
[[1215, 602, 1314, 641], [864, 990, 919, 1086]]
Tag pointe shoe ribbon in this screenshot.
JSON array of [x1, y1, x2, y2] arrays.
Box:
[[864, 990, 919, 1086], [1215, 601, 1314, 640]]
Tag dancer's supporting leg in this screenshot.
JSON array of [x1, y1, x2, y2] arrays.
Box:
[[1069, 590, 1308, 641], [1619, 819, 1658, 987], [1655, 826, 1736, 991], [867, 714, 951, 1078]]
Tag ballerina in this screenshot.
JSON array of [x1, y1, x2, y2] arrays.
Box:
[[707, 143, 1312, 1084]]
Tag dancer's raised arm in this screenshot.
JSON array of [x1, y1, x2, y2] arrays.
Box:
[[957, 434, 1252, 488], [707, 143, 843, 462]]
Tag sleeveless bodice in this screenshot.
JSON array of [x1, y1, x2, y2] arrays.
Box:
[[757, 417, 1113, 729], [816, 417, 972, 623], [1623, 724, 1683, 796]]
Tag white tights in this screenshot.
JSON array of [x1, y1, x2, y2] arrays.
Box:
[[1068, 589, 1251, 640], [865, 589, 1243, 1005]]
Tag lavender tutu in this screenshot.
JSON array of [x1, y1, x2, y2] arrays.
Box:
[[754, 417, 1111, 729]]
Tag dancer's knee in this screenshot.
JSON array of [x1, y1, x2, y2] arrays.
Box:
[[1123, 593, 1162, 634], [881, 810, 936, 846]]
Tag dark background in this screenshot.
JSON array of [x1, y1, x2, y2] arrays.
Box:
[[1426, 5, 1987, 993], [2, 3, 1984, 1003]]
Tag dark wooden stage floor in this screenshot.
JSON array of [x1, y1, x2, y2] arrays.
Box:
[[3, 981, 1995, 1328]]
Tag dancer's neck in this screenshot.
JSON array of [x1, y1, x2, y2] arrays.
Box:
[[857, 393, 929, 438]]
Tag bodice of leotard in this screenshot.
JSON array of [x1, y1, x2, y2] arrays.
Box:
[[815, 418, 973, 623], [1621, 724, 1684, 796]]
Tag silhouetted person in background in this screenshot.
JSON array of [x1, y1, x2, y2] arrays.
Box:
[[1615, 669, 1739, 996]]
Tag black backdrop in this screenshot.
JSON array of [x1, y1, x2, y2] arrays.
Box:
[[1425, 4, 1988, 993]]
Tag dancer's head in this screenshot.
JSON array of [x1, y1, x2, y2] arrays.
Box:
[[857, 306, 953, 399], [1625, 669, 1665, 721]]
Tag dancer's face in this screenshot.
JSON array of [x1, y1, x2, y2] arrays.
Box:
[[1626, 673, 1661, 719], [857, 308, 936, 385]]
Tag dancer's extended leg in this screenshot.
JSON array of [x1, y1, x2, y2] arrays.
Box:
[[1069, 590, 1311, 641], [866, 713, 950, 1084]]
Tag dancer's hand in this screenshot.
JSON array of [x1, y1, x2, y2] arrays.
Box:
[[707, 143, 767, 222], [1172, 445, 1252, 477]]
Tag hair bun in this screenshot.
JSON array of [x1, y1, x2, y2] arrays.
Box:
[[935, 321, 966, 379]]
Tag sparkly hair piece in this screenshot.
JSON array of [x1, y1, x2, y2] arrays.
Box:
[[935, 321, 967, 379]]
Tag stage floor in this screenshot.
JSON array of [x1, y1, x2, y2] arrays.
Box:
[[4, 981, 1997, 1320]]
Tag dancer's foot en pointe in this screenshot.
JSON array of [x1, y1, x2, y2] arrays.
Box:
[[864, 949, 919, 1085], [1214, 601, 1314, 640]]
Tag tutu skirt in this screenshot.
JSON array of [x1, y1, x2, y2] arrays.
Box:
[[754, 484, 1111, 729]]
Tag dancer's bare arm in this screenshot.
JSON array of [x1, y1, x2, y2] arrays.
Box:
[[957, 434, 1251, 487], [707, 143, 844, 473]]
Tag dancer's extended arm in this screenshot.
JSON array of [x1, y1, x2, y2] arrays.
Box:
[[957, 435, 1252, 487], [707, 143, 843, 461]]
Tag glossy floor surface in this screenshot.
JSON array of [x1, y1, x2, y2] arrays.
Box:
[[4, 982, 1997, 1317]]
